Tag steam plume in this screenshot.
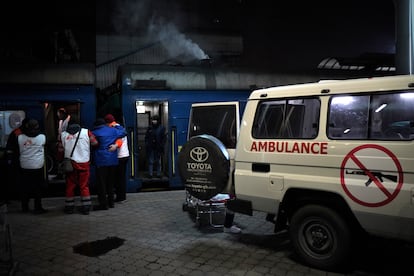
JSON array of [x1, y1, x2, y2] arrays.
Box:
[[113, 0, 209, 63], [148, 18, 209, 62]]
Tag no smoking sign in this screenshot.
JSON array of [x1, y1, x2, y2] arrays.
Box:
[[340, 144, 404, 207]]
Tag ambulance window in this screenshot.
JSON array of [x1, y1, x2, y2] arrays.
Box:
[[189, 104, 237, 148], [371, 92, 414, 140], [328, 95, 369, 139], [252, 98, 320, 139], [329, 92, 414, 140]]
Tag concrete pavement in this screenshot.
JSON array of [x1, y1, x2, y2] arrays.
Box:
[[1, 190, 412, 276]]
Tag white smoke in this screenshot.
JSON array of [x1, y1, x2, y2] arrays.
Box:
[[148, 18, 209, 62], [113, 0, 209, 63]]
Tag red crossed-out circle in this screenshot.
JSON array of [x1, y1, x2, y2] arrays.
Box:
[[340, 144, 403, 207]]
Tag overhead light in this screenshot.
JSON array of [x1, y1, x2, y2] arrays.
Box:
[[400, 93, 414, 99], [375, 104, 387, 113], [137, 105, 146, 114], [332, 96, 354, 106]]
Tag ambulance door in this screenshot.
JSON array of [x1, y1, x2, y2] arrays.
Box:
[[188, 101, 240, 194]]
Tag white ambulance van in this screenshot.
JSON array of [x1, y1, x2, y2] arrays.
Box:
[[178, 75, 414, 270]]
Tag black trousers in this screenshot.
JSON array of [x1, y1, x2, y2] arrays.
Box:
[[115, 157, 128, 201], [96, 165, 117, 208], [20, 167, 45, 210]]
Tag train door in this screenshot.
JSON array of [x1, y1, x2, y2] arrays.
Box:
[[134, 100, 169, 190], [43, 102, 81, 190]]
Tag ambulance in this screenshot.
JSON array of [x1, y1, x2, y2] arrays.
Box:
[[178, 74, 414, 270]]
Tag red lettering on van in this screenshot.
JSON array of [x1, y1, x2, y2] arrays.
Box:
[[250, 141, 328, 154]]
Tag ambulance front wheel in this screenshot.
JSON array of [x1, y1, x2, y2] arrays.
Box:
[[289, 204, 352, 271]]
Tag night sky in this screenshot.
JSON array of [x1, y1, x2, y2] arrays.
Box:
[[1, 0, 395, 72]]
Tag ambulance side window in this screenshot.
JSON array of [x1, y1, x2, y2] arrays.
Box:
[[328, 91, 414, 140], [328, 95, 369, 139], [371, 91, 414, 140], [252, 98, 320, 139]]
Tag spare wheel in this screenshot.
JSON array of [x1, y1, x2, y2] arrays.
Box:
[[178, 134, 230, 200]]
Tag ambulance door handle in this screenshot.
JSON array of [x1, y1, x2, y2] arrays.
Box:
[[252, 163, 270, 173]]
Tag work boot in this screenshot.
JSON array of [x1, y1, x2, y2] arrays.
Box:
[[81, 205, 90, 215], [34, 199, 48, 214], [223, 225, 242, 234], [64, 206, 74, 214], [21, 201, 29, 213]]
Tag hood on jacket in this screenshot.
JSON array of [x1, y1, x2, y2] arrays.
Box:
[[94, 118, 106, 128], [67, 124, 81, 135], [23, 119, 40, 137]]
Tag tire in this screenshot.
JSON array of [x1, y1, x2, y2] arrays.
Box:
[[289, 204, 352, 271], [178, 135, 230, 200]]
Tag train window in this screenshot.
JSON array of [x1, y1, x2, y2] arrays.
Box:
[[0, 110, 26, 148]]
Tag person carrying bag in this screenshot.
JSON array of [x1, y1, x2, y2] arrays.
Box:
[[62, 132, 80, 173], [61, 117, 98, 215]]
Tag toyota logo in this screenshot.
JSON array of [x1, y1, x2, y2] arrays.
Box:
[[190, 147, 209, 162]]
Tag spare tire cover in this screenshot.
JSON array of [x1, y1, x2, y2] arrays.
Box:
[[178, 134, 230, 200]]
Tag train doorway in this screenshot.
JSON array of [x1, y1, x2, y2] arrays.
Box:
[[43, 102, 82, 197], [134, 100, 169, 190]]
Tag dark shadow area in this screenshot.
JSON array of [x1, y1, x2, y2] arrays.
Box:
[[238, 231, 291, 252], [239, 231, 414, 275], [73, 236, 125, 257], [349, 235, 414, 275], [140, 177, 170, 192], [224, 227, 414, 275]]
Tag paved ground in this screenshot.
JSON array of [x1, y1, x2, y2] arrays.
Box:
[[1, 190, 413, 276]]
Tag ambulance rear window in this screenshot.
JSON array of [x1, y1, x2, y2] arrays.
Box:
[[189, 104, 237, 148]]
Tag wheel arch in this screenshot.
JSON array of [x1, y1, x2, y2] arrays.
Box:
[[278, 188, 364, 236]]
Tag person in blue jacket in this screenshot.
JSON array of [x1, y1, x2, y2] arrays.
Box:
[[92, 118, 126, 210]]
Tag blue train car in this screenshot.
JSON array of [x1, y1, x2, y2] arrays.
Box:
[[0, 63, 96, 196], [115, 64, 320, 192]]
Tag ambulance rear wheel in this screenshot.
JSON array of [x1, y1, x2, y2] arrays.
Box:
[[289, 204, 352, 271]]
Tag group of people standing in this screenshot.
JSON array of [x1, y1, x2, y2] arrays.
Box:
[[5, 108, 169, 216], [4, 111, 242, 234], [5, 109, 133, 215], [59, 111, 130, 214]]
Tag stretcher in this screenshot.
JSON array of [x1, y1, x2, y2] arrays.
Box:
[[182, 191, 230, 228]]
